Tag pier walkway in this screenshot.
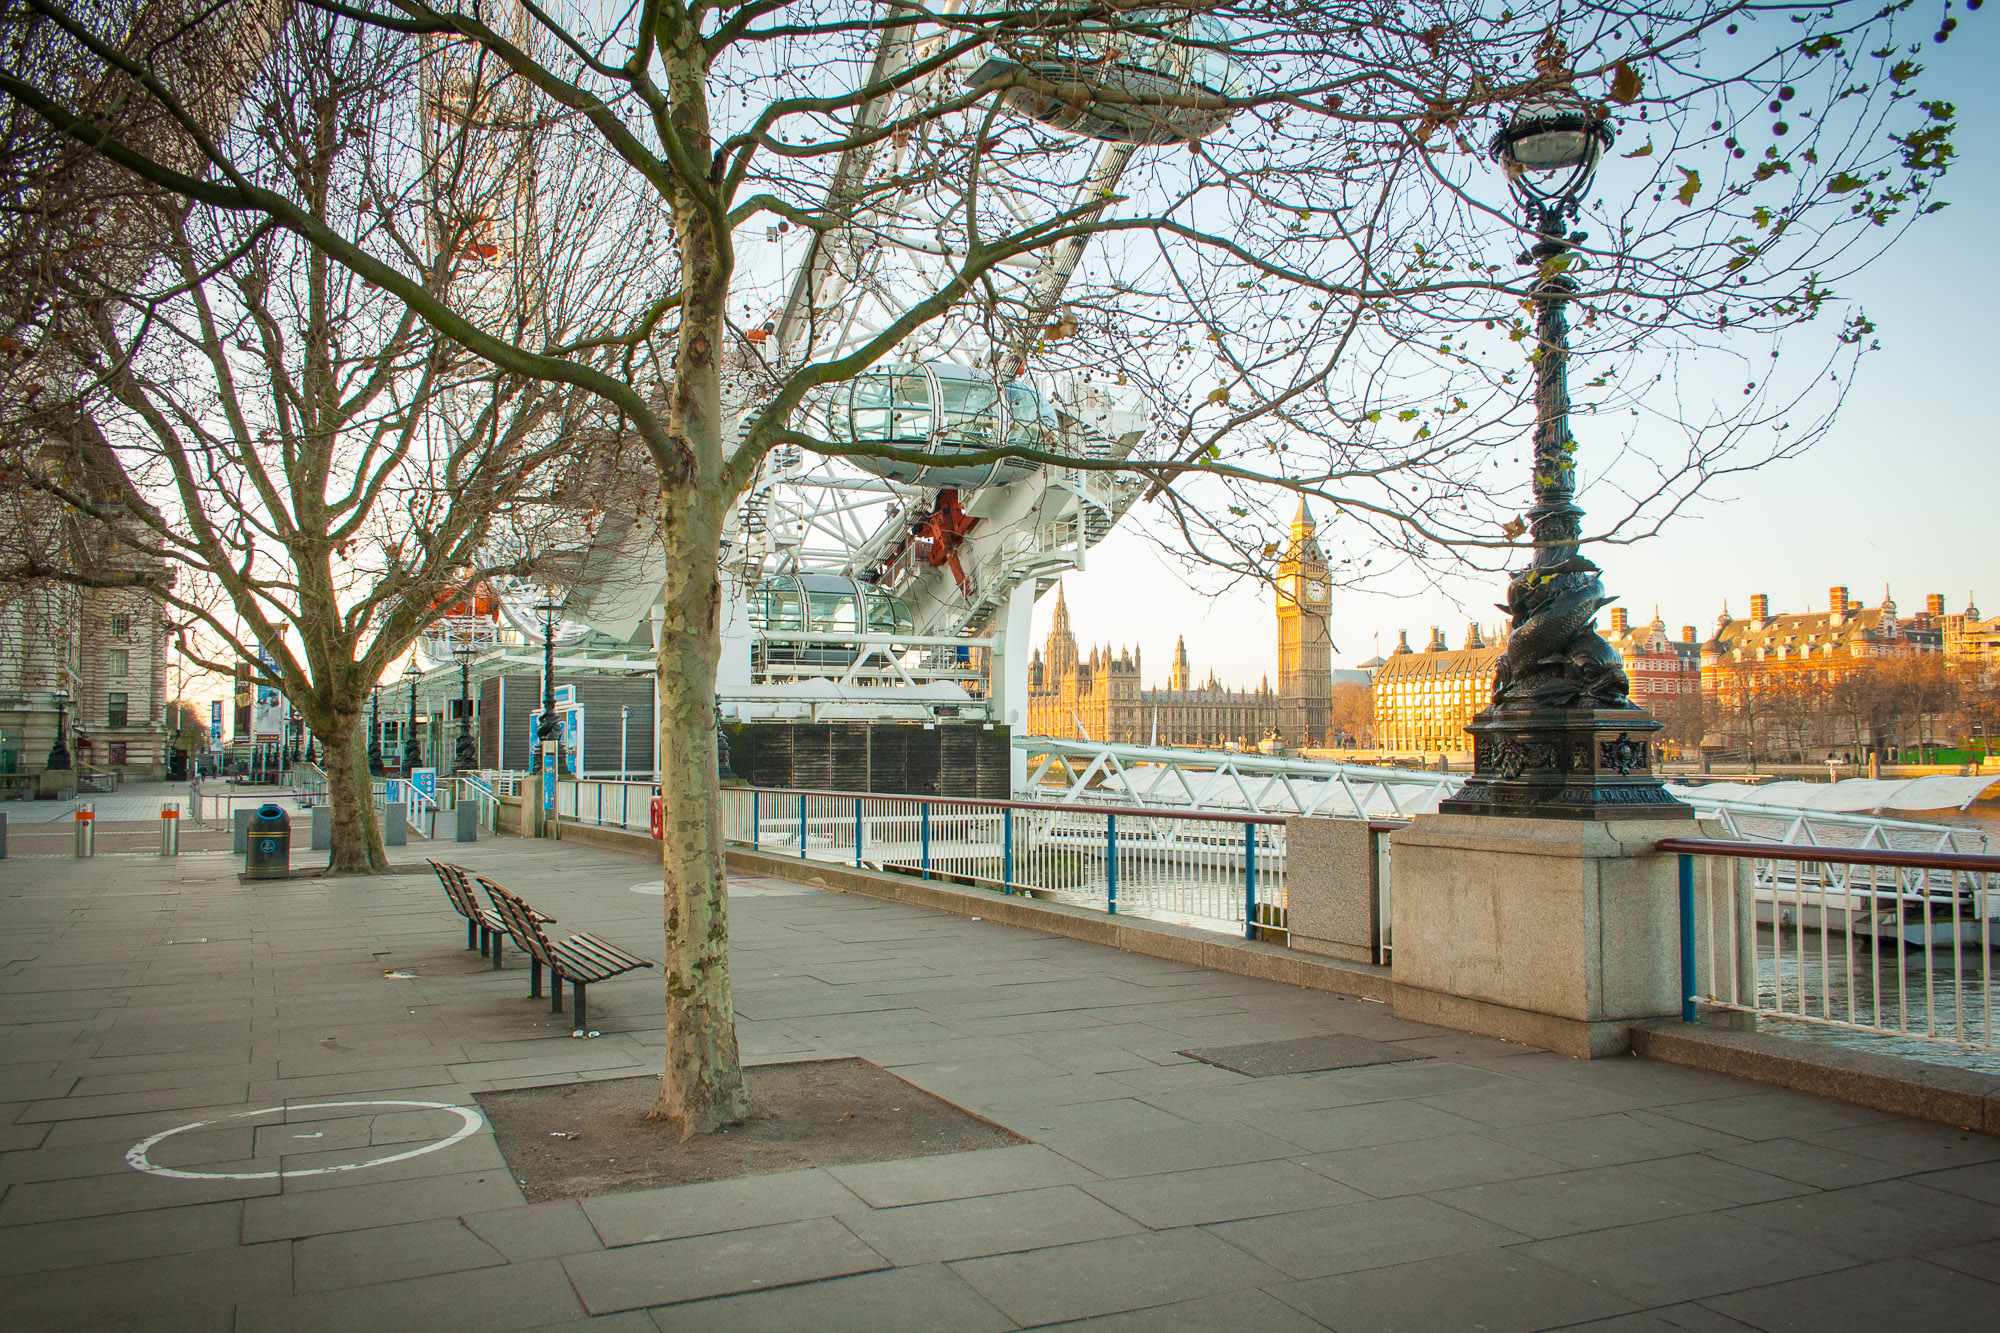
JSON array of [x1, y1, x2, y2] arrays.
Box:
[[1, 838, 1997, 1329]]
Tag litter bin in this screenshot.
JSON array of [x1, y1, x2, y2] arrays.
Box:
[[245, 804, 291, 880]]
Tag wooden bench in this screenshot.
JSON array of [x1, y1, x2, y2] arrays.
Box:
[[476, 874, 654, 1030], [427, 860, 552, 972]]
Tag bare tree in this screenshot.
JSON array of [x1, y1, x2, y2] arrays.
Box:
[[5, 0, 1969, 1133], [3, 9, 653, 869]]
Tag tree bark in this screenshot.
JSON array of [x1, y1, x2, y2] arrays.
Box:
[[323, 711, 388, 874], [647, 483, 750, 1136]]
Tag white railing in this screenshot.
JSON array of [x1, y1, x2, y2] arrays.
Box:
[[720, 786, 1291, 940], [558, 778, 658, 833], [458, 773, 500, 831], [1667, 836, 2000, 1059]]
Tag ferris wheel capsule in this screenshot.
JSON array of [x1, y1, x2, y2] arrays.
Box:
[[825, 362, 1058, 490], [965, 8, 1246, 145]]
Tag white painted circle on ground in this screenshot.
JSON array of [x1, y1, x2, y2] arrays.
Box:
[[126, 1099, 484, 1181], [628, 881, 664, 895]]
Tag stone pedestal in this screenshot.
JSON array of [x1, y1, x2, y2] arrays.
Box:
[[38, 769, 75, 801], [1284, 818, 1380, 964], [1389, 814, 1693, 1058]]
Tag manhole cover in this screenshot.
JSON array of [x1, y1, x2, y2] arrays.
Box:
[[1179, 1034, 1431, 1078]]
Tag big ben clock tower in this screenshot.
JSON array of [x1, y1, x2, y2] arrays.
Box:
[[1276, 499, 1334, 748]]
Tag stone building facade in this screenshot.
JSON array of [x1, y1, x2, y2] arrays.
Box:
[[1023, 502, 1335, 748], [1371, 626, 1502, 755], [1700, 587, 1911, 704]]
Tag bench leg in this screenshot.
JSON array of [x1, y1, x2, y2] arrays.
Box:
[[529, 957, 542, 999], [491, 931, 504, 971], [550, 973, 562, 1013], [478, 926, 490, 958], [467, 919, 478, 951], [572, 983, 587, 1031]]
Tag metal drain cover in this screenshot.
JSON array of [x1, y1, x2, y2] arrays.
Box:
[[1179, 1034, 1431, 1077]]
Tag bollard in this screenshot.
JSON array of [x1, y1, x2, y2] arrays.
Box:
[[160, 803, 179, 857], [233, 807, 254, 855], [310, 806, 332, 851], [382, 802, 407, 847], [455, 799, 478, 843], [74, 805, 95, 858], [244, 804, 292, 880], [0, 811, 8, 859]]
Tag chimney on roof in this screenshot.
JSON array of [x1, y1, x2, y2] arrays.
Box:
[[1426, 626, 1447, 652], [1749, 593, 1770, 628], [1847, 598, 1862, 614], [1608, 606, 1629, 635], [1465, 623, 1485, 650], [1682, 625, 1697, 643], [1926, 593, 1946, 617], [1828, 586, 1848, 628]]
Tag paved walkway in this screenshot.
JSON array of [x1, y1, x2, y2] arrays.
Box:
[[2, 838, 1998, 1330]]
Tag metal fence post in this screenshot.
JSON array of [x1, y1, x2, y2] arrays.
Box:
[[1002, 809, 1013, 893], [1106, 813, 1118, 915], [1679, 853, 1697, 1023], [800, 793, 808, 859], [854, 797, 863, 868], [920, 801, 931, 879], [1244, 822, 1257, 940], [752, 790, 760, 850]]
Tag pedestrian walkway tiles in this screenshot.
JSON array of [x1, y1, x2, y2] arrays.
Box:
[[0, 837, 1997, 1329]]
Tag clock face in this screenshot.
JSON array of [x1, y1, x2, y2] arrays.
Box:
[[1306, 580, 1328, 603]]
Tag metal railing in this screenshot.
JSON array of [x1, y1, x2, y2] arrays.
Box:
[[457, 773, 500, 831], [1665, 836, 2000, 1057], [720, 786, 1287, 939], [558, 778, 658, 833]]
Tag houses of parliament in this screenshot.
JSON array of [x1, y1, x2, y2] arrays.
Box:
[[1026, 501, 1336, 748]]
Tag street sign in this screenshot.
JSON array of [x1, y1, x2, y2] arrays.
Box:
[[410, 768, 436, 806]]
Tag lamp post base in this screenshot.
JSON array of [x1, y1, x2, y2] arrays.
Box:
[[1440, 705, 1693, 821]]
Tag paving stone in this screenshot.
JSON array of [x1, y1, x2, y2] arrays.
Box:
[[1083, 1158, 1364, 1228], [828, 1143, 1092, 1207], [1703, 1135, 1913, 1190], [1035, 1120, 1303, 1179], [1649, 1090, 1902, 1142], [1241, 1099, 1489, 1154], [1701, 1255, 2000, 1332], [1725, 1177, 2000, 1260], [1031, 1287, 1334, 1330], [841, 1184, 1141, 1264], [0, 1200, 244, 1277], [0, 1161, 278, 1226], [1490, 1110, 1748, 1170], [237, 1255, 587, 1332], [1796, 1120, 2000, 1174], [0, 1238, 290, 1333], [464, 1199, 606, 1261], [653, 1261, 1017, 1332], [1178, 1034, 1431, 1078], [292, 1215, 509, 1292], [1302, 1132, 1568, 1198], [1206, 1194, 1527, 1279], [240, 1168, 524, 1241], [580, 1167, 866, 1247], [1271, 1247, 1638, 1332], [1520, 1211, 1857, 1305], [1428, 1161, 1742, 1240], [950, 1227, 1287, 1327], [561, 1216, 888, 1313]]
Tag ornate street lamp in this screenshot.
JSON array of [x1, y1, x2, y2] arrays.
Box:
[[533, 597, 563, 776], [47, 687, 73, 771], [1441, 91, 1689, 820], [367, 684, 383, 775], [402, 659, 424, 772], [454, 640, 478, 769]]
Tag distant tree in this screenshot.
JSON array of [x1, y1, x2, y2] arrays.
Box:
[[1327, 680, 1374, 749]]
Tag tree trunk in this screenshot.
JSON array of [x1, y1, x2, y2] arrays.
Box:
[[647, 483, 750, 1136], [324, 712, 388, 874]]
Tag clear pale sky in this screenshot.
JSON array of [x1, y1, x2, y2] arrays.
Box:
[[1039, 31, 1999, 690]]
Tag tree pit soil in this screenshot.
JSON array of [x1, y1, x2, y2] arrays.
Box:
[[476, 1058, 1024, 1203]]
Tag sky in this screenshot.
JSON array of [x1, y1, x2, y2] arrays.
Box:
[[1037, 28, 2000, 689]]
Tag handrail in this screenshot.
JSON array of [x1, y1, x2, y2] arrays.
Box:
[[1657, 837, 2000, 873], [736, 784, 1293, 826]]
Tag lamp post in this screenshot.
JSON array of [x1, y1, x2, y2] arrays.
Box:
[[454, 641, 478, 770], [402, 660, 423, 772], [533, 598, 562, 776], [47, 687, 72, 771], [367, 684, 383, 775], [1441, 91, 1688, 821]]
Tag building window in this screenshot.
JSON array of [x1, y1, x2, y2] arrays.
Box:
[[110, 648, 129, 677], [107, 692, 129, 728], [110, 614, 131, 638]]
